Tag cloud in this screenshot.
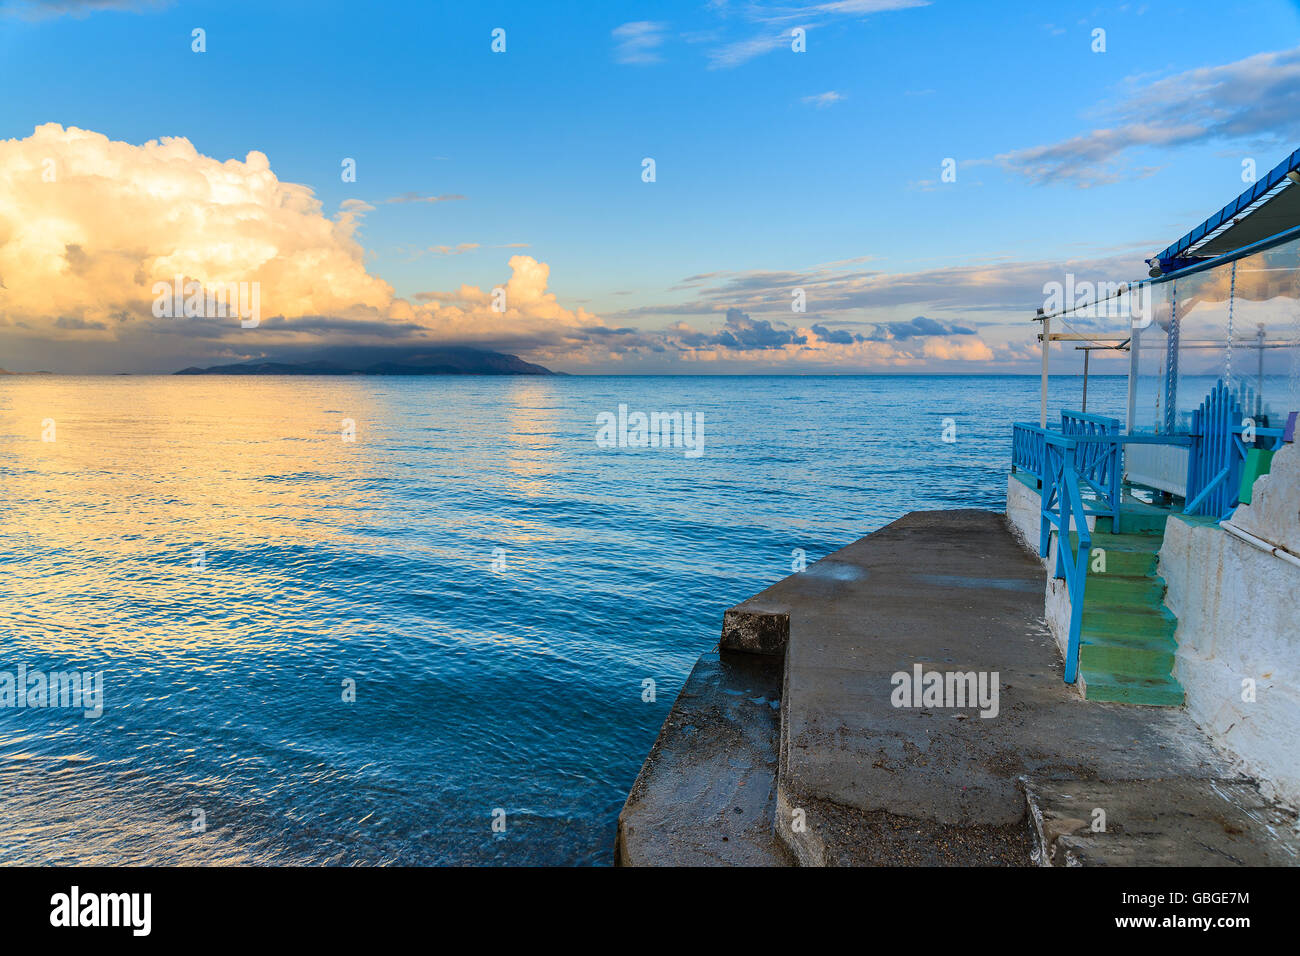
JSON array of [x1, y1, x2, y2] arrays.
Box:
[[675, 308, 808, 350], [706, 0, 929, 68], [0, 125, 613, 370], [382, 192, 466, 204], [0, 124, 393, 329], [613, 21, 668, 65], [0, 124, 1064, 374], [995, 46, 1300, 186], [809, 315, 973, 343], [922, 336, 994, 361], [802, 90, 844, 109], [612, 246, 1156, 323], [428, 243, 479, 256], [0, 0, 165, 18], [710, 33, 791, 68], [866, 315, 976, 340]]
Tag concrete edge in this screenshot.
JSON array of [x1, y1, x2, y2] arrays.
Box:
[[720, 605, 790, 656]]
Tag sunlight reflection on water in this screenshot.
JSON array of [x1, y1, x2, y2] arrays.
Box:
[[0, 374, 1126, 864]]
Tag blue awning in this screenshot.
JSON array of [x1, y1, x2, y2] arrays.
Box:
[[1150, 148, 1300, 275]]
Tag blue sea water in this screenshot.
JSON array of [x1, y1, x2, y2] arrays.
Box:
[[0, 374, 1128, 865]]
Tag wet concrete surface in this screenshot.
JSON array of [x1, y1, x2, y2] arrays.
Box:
[[616, 649, 791, 866], [619, 509, 1294, 866]]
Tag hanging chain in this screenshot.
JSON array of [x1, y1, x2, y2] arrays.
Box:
[[1159, 279, 1177, 432], [1226, 260, 1236, 390]]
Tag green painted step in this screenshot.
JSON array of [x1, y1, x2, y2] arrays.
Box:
[[1090, 550, 1159, 576], [1079, 619, 1177, 645], [1081, 603, 1178, 638], [1078, 669, 1185, 706], [1096, 513, 1168, 535], [1054, 495, 1185, 706], [1067, 532, 1163, 575], [1079, 636, 1176, 677], [1086, 574, 1167, 604]]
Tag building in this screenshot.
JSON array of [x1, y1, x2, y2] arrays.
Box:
[[1009, 148, 1300, 807]]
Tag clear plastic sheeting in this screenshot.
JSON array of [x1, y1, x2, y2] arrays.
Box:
[[1130, 234, 1300, 436]]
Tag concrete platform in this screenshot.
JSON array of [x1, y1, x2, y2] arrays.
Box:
[[617, 509, 1297, 866]]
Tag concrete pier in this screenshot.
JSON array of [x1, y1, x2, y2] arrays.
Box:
[[617, 509, 1299, 866]]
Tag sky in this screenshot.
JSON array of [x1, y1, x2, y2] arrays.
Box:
[[1, 0, 1299, 373]]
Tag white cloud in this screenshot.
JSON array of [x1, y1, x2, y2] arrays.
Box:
[[707, 0, 929, 68], [995, 46, 1300, 186], [613, 21, 668, 65], [802, 90, 844, 109], [0, 125, 607, 368], [0, 123, 393, 327]]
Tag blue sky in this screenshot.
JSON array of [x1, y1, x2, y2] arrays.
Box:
[[1, 0, 1299, 372]]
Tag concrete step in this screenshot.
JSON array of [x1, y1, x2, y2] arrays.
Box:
[[1078, 668, 1185, 706], [1023, 777, 1300, 865], [615, 648, 790, 866]]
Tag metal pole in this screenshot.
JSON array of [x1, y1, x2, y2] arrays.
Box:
[[1082, 349, 1090, 412], [1040, 314, 1050, 428], [1127, 324, 1140, 433]]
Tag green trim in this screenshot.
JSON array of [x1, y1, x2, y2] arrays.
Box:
[[1238, 448, 1276, 505]]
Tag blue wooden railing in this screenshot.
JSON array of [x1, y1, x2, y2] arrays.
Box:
[[1184, 380, 1286, 520], [1011, 387, 1290, 684], [1012, 413, 1190, 685], [1011, 422, 1047, 481], [1040, 433, 1090, 684]]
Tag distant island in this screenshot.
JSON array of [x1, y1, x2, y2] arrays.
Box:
[[175, 348, 555, 376]]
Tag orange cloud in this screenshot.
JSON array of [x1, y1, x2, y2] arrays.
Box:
[[0, 123, 392, 329]]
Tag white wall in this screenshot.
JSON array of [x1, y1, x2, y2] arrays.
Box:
[[1010, 449, 1300, 807], [1160, 512, 1300, 809], [1006, 475, 1084, 663]]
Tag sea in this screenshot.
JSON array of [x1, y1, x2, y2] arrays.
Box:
[[0, 373, 1128, 865]]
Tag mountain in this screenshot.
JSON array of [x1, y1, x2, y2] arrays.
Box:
[[175, 348, 555, 376]]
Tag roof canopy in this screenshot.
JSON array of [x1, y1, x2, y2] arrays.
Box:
[[1151, 148, 1300, 274]]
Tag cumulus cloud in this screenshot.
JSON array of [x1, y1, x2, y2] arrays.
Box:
[[0, 125, 615, 370], [0, 123, 393, 329], [995, 46, 1300, 186], [0, 124, 1019, 374]]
